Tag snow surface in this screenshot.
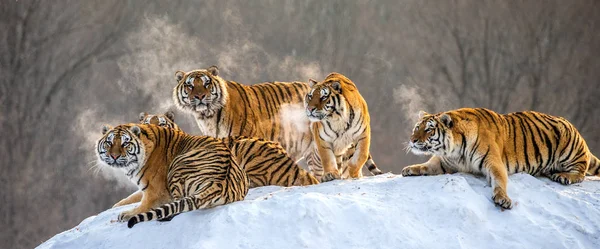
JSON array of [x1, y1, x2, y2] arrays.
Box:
[[38, 173, 600, 249]]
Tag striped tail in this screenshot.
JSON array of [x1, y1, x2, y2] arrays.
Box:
[[587, 154, 600, 176], [127, 196, 198, 228], [365, 155, 383, 175]]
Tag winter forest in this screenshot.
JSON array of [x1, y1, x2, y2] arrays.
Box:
[[1, 1, 599, 248]]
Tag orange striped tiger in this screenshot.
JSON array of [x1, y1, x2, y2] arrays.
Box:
[[97, 124, 248, 228], [138, 111, 179, 130], [401, 108, 600, 209], [137, 111, 318, 187], [304, 73, 376, 182], [222, 136, 319, 187], [172, 66, 382, 180]]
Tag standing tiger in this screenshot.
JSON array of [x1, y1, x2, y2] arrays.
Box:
[[304, 73, 375, 182], [172, 66, 382, 180], [138, 111, 318, 187], [401, 108, 600, 209], [97, 123, 248, 228]]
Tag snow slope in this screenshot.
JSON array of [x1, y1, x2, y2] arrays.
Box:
[[38, 173, 600, 249]]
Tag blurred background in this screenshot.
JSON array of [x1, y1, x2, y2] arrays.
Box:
[[1, 0, 599, 248]]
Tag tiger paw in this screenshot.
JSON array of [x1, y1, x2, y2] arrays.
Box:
[[401, 165, 427, 176], [550, 173, 584, 185], [492, 191, 513, 210], [118, 210, 137, 222], [321, 172, 341, 182], [370, 168, 383, 175]]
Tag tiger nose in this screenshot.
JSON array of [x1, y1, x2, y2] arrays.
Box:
[[412, 138, 419, 143], [110, 154, 120, 160], [307, 106, 316, 112]]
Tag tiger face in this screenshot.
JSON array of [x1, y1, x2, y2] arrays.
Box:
[[139, 111, 179, 130], [409, 111, 454, 156], [173, 66, 225, 117], [97, 125, 147, 170], [304, 79, 345, 122]]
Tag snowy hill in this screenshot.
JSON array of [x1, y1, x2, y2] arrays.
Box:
[[38, 173, 600, 249]]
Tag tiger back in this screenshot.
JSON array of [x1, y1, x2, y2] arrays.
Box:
[[222, 136, 319, 187], [138, 111, 318, 188], [96, 123, 248, 228], [401, 108, 600, 209], [304, 72, 374, 182]]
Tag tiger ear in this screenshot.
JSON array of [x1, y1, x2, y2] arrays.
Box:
[[308, 78, 318, 87], [418, 110, 429, 119], [440, 113, 453, 128], [175, 70, 185, 82], [207, 65, 219, 76], [101, 125, 113, 135], [130, 125, 141, 137], [330, 81, 342, 92], [164, 111, 175, 122], [139, 112, 147, 122]]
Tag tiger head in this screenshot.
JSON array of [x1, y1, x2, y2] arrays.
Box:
[[409, 111, 456, 156], [304, 74, 350, 122], [138, 111, 180, 131], [96, 124, 154, 172], [173, 66, 227, 117]]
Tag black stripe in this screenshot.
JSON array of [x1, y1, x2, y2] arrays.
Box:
[[478, 147, 490, 171]]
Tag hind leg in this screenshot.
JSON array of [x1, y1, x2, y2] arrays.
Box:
[[550, 161, 587, 185]]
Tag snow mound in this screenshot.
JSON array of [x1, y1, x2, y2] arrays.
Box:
[[38, 173, 600, 249]]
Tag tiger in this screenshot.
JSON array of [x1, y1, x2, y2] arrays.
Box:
[[137, 111, 318, 188], [97, 123, 248, 228], [401, 108, 600, 209], [172, 66, 383, 180], [304, 72, 375, 182], [222, 136, 319, 187], [138, 111, 179, 130]]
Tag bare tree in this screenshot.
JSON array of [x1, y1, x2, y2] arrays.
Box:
[[0, 1, 136, 248]]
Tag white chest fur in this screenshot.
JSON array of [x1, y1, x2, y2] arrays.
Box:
[[318, 115, 361, 156]]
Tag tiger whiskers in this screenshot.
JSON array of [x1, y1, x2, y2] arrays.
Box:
[[87, 159, 105, 177], [403, 142, 412, 154]]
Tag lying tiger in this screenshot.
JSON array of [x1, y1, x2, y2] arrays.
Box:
[[172, 66, 383, 180], [402, 108, 600, 209], [97, 124, 248, 228], [138, 111, 318, 188]]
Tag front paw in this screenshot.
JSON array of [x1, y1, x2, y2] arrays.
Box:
[[401, 165, 427, 176], [321, 171, 341, 182], [550, 172, 584, 185], [492, 190, 513, 210], [118, 210, 137, 222]]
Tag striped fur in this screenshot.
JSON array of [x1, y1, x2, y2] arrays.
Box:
[[172, 66, 313, 161], [402, 108, 600, 209], [96, 124, 248, 228], [138, 112, 318, 187], [172, 66, 380, 180], [222, 136, 319, 187], [138, 111, 179, 130], [304, 73, 380, 182]]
